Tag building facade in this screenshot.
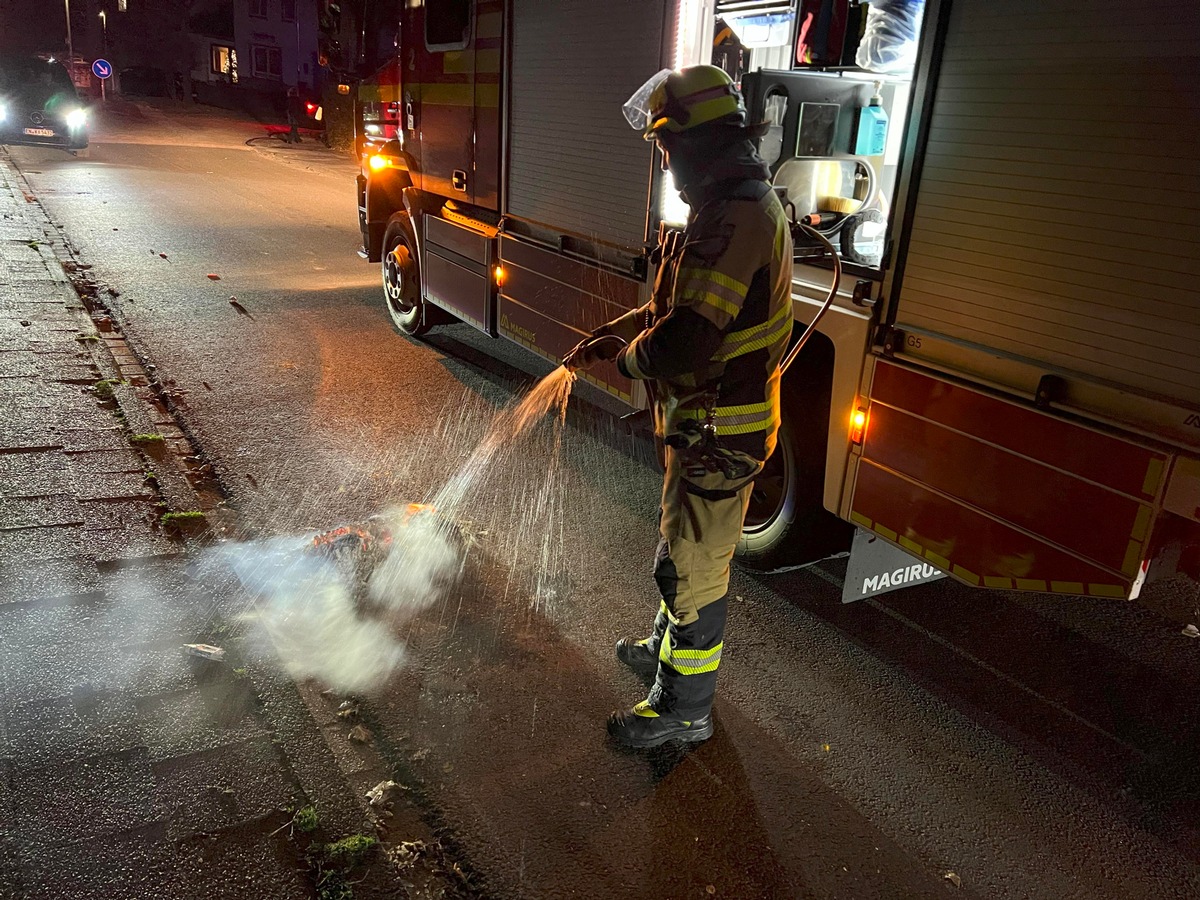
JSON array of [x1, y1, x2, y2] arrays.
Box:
[[233, 0, 320, 92]]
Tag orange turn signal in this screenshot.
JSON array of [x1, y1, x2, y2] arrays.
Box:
[[493, 265, 506, 286], [850, 407, 868, 444], [368, 154, 388, 171]]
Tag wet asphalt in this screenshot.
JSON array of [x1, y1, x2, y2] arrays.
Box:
[[7, 104, 1200, 899]]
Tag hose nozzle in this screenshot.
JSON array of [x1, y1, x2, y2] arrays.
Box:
[[563, 333, 629, 372]]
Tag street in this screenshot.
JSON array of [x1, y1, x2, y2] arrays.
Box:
[[5, 103, 1200, 899]]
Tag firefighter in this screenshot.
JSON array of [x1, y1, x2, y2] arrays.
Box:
[[564, 65, 793, 748]]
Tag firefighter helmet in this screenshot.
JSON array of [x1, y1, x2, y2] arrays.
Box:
[[623, 65, 746, 140]]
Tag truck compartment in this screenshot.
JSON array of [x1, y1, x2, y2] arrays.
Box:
[[423, 215, 496, 335], [849, 359, 1172, 599], [498, 236, 639, 404], [890, 0, 1200, 410], [505, 0, 667, 251]]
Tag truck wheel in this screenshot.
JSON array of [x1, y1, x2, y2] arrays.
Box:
[[381, 213, 430, 336], [735, 335, 853, 572], [736, 412, 824, 571]]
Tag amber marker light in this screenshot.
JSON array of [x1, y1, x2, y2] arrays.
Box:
[[368, 154, 389, 171], [494, 265, 506, 286], [850, 407, 868, 444]]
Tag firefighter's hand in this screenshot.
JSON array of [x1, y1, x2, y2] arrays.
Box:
[[563, 334, 626, 372]]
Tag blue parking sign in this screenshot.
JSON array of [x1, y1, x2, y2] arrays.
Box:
[[92, 59, 113, 80]]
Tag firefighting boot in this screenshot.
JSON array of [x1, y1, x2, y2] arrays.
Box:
[[614, 603, 670, 681], [614, 637, 658, 681], [606, 701, 714, 749]]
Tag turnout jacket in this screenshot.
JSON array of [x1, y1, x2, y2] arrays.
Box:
[[611, 158, 793, 462]]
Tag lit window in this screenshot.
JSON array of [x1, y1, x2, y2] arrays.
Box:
[[249, 0, 268, 18], [211, 45, 237, 79], [252, 45, 283, 79], [281, 0, 297, 22]]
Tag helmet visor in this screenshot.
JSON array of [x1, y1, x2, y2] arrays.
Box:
[[622, 68, 673, 134]]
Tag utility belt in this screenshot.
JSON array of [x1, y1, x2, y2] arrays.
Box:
[[664, 418, 761, 486]]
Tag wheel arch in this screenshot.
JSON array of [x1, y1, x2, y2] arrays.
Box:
[[735, 303, 868, 570], [781, 326, 838, 506], [364, 165, 415, 262]]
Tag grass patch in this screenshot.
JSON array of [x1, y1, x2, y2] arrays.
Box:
[[312, 834, 379, 899], [160, 510, 205, 527], [316, 873, 353, 900], [93, 379, 121, 401], [129, 432, 165, 445], [294, 804, 319, 833], [323, 834, 378, 867], [143, 470, 158, 484], [75, 333, 100, 343]]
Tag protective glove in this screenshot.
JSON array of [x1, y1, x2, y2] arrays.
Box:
[[562, 333, 626, 372]]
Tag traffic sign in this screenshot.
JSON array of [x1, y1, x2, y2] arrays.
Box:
[[92, 59, 113, 80]]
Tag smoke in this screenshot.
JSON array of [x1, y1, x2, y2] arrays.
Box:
[[367, 510, 465, 611], [217, 506, 465, 694], [214, 368, 577, 694]]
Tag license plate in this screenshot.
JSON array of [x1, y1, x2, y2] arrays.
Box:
[[23, 127, 55, 137]]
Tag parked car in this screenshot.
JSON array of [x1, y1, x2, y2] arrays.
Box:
[[0, 54, 89, 153], [118, 66, 170, 98]]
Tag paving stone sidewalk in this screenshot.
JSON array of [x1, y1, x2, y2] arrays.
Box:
[[0, 158, 379, 900]]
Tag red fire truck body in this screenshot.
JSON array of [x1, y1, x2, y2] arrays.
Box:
[[354, 0, 1200, 605]]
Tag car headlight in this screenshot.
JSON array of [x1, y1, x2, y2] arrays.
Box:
[[0, 103, 7, 123], [66, 108, 87, 129]]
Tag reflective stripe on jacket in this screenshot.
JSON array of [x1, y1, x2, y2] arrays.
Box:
[[617, 179, 793, 461]]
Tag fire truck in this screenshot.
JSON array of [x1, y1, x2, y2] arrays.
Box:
[[354, 0, 1200, 606]]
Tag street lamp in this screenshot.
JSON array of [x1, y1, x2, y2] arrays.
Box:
[[98, 10, 108, 102], [64, 0, 74, 73]]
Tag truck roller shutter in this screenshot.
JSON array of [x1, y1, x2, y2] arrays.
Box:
[[893, 0, 1200, 407], [507, 0, 666, 249]]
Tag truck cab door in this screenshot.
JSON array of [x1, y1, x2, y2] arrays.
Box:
[[416, 0, 476, 201]]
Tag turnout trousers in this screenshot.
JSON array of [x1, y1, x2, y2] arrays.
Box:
[[639, 444, 762, 719]]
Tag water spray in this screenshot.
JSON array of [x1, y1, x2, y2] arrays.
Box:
[[218, 368, 581, 693]]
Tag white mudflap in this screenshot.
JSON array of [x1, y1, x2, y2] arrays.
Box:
[[842, 528, 946, 603]]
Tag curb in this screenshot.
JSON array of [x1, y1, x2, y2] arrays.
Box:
[[245, 134, 358, 176], [21, 214, 227, 543]]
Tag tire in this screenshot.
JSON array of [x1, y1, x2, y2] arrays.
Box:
[[735, 336, 853, 572], [381, 213, 430, 337]]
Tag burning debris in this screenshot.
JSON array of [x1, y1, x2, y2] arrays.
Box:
[[306, 516, 394, 589], [217, 502, 466, 693], [303, 504, 457, 605]]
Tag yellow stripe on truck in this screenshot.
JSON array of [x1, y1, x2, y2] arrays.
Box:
[[416, 82, 500, 109], [477, 10, 502, 39], [443, 49, 502, 74]]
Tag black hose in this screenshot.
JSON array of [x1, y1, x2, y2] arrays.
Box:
[[781, 223, 841, 375]]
